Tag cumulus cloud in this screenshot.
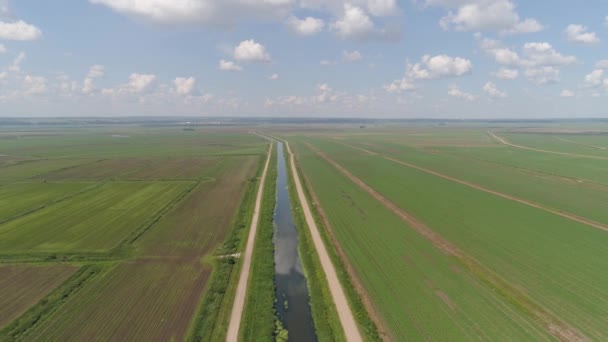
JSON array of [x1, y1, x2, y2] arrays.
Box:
[[483, 81, 507, 98], [596, 59, 608, 69], [524, 66, 560, 85], [432, 0, 544, 35], [8, 51, 25, 72], [89, 0, 293, 26], [286, 15, 324, 35], [448, 85, 477, 101], [219, 59, 242, 71], [383, 77, 416, 93], [406, 54, 473, 80], [127, 73, 157, 93], [23, 75, 48, 95], [565, 24, 600, 45], [560, 89, 575, 97], [343, 50, 363, 62], [330, 3, 399, 41], [234, 39, 271, 62], [493, 67, 518, 79], [367, 0, 399, 16], [174, 77, 196, 95], [0, 20, 42, 40], [584, 69, 604, 88], [87, 65, 105, 78]]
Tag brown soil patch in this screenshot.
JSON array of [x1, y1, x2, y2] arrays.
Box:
[[0, 264, 78, 328]]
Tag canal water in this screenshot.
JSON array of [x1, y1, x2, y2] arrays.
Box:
[[273, 142, 317, 341]]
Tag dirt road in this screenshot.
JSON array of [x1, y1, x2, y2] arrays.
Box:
[[284, 140, 363, 342], [306, 143, 587, 342], [226, 142, 273, 342], [489, 132, 608, 160]]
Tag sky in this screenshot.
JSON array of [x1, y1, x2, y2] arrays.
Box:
[[0, 0, 607, 118]]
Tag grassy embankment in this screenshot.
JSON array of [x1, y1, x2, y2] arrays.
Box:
[[239, 143, 279, 341]]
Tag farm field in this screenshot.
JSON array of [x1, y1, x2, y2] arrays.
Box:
[[0, 125, 267, 341], [279, 125, 608, 341], [0, 264, 78, 328]]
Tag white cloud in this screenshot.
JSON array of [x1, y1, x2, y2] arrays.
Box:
[[8, 51, 25, 72], [234, 39, 271, 62], [127, 73, 156, 93], [524, 66, 559, 85], [584, 69, 604, 87], [286, 16, 324, 35], [565, 24, 599, 45], [343, 50, 363, 62], [384, 77, 416, 93], [330, 3, 399, 41], [0, 20, 42, 40], [331, 4, 375, 39], [522, 42, 577, 67], [268, 73, 279, 80], [174, 77, 195, 95], [483, 81, 507, 98], [87, 65, 105, 78], [219, 59, 242, 71], [493, 67, 518, 79], [89, 0, 294, 26], [0, 44, 5, 54], [448, 85, 477, 101], [435, 0, 544, 35], [560, 89, 575, 97], [320, 59, 337, 67], [367, 0, 399, 16], [503, 18, 544, 35], [406, 54, 473, 80], [481, 39, 576, 68], [596, 59, 608, 69], [23, 75, 47, 95]]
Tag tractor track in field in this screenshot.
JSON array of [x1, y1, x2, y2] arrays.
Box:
[[226, 142, 273, 342], [304, 142, 588, 342], [340, 142, 608, 234], [488, 132, 608, 160], [554, 137, 608, 151]]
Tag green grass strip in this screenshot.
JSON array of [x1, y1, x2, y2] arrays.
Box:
[[239, 144, 278, 341]]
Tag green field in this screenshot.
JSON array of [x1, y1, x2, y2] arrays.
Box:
[[3, 122, 608, 341], [0, 126, 267, 341], [279, 126, 608, 341]]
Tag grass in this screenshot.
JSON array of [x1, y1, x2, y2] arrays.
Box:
[[239, 143, 277, 342], [289, 138, 549, 340], [0, 181, 193, 254], [303, 135, 608, 340], [0, 182, 91, 223]]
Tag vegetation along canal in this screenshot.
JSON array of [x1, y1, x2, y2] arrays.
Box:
[[273, 141, 317, 341]]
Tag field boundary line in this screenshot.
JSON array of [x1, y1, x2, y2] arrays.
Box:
[[277, 137, 363, 342], [340, 141, 608, 234], [488, 132, 608, 160], [305, 142, 587, 342], [226, 142, 273, 342], [554, 137, 608, 151]]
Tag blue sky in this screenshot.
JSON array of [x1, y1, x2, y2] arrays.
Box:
[[0, 0, 607, 118]]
